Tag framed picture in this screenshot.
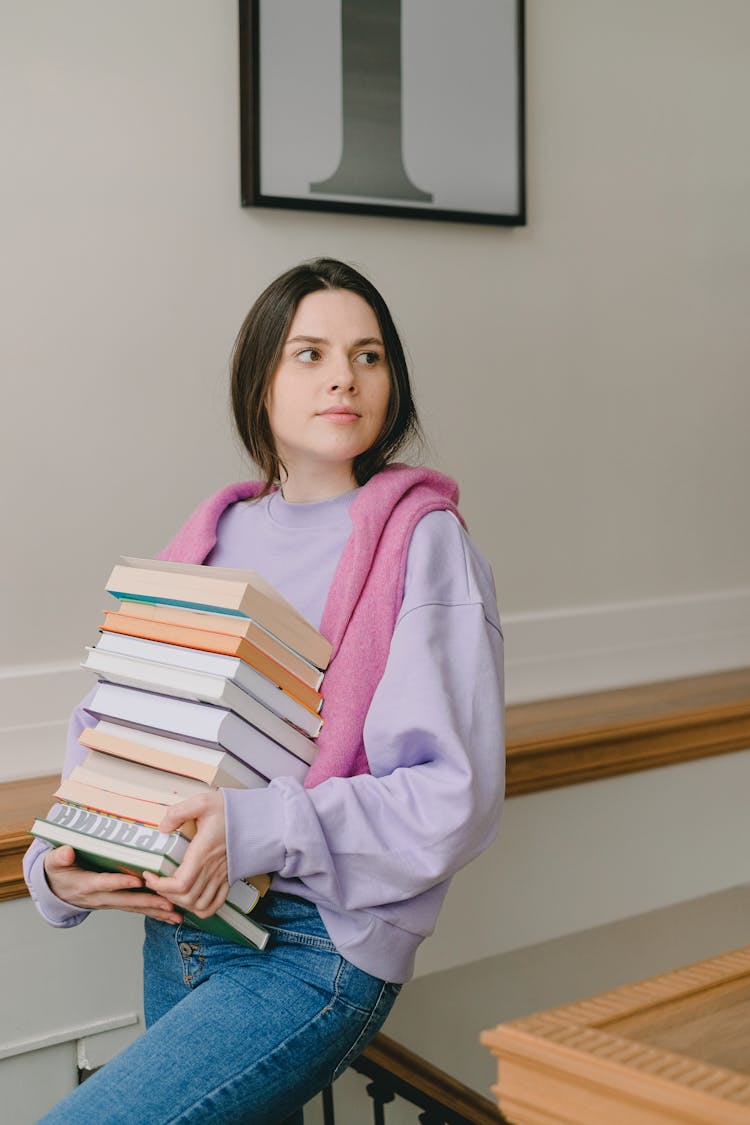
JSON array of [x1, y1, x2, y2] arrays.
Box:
[[239, 0, 525, 226]]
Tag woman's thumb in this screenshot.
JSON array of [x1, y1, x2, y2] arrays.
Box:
[[48, 844, 76, 867]]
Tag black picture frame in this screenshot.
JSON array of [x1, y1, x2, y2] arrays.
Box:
[[239, 0, 525, 226]]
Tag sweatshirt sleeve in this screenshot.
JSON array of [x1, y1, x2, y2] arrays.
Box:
[[22, 687, 96, 927], [222, 511, 505, 916]]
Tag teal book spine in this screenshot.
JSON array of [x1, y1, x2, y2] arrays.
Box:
[[109, 592, 247, 618]]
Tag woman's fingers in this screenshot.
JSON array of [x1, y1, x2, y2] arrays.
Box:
[[44, 844, 76, 869], [44, 847, 143, 905], [144, 796, 228, 913], [89, 889, 183, 924], [184, 878, 228, 919], [158, 789, 224, 833], [42, 847, 185, 921], [144, 861, 227, 916]]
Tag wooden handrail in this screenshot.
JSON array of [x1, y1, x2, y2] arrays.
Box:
[[505, 666, 750, 795], [354, 1031, 507, 1124], [3, 666, 750, 901]]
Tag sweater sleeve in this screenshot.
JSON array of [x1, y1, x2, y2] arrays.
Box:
[[222, 511, 505, 920], [22, 687, 97, 927]]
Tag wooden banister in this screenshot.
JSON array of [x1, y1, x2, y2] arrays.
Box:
[[506, 666, 750, 796], [354, 1031, 508, 1124], [3, 666, 750, 901]]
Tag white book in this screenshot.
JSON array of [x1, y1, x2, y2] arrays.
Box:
[[83, 648, 317, 765], [74, 752, 210, 805], [93, 632, 322, 736], [87, 683, 310, 783]]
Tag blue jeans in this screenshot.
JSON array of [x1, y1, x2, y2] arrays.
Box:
[[37, 893, 401, 1124]]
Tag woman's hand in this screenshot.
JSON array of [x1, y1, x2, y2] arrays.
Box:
[[142, 791, 229, 919], [43, 846, 183, 924]]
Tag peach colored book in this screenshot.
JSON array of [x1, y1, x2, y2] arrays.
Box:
[[55, 777, 197, 839], [78, 724, 263, 790], [100, 611, 323, 715], [107, 557, 332, 671]]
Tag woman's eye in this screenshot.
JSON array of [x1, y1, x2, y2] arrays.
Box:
[[297, 348, 321, 362], [355, 351, 381, 366]]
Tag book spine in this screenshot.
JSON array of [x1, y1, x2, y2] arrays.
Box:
[[225, 881, 259, 915], [47, 802, 187, 857]]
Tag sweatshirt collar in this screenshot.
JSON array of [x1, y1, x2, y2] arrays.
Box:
[[265, 486, 360, 530]]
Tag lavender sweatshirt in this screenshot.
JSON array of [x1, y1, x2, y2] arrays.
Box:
[[24, 487, 504, 982]]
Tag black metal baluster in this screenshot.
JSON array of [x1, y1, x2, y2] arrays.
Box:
[[349, 1035, 510, 1123], [365, 1079, 395, 1125], [321, 1083, 336, 1125]]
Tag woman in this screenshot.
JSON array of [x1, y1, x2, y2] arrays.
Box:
[[25, 258, 504, 1123]]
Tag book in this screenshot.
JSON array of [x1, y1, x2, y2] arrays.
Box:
[[32, 802, 268, 917], [33, 803, 191, 861], [100, 610, 323, 712], [92, 630, 323, 733], [72, 749, 212, 805], [183, 900, 270, 952], [107, 557, 332, 672], [29, 557, 332, 956], [109, 600, 324, 691], [54, 777, 199, 838], [82, 648, 320, 758], [64, 751, 268, 923], [30, 813, 270, 950], [86, 682, 311, 783], [79, 723, 266, 790]]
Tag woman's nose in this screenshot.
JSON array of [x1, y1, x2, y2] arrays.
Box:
[[329, 360, 356, 393]]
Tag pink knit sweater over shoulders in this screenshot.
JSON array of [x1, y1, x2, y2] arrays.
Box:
[[157, 464, 463, 787]]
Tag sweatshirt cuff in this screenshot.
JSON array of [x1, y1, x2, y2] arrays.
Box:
[[25, 843, 90, 928], [222, 785, 287, 887]]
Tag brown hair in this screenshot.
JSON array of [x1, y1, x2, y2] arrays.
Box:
[[230, 258, 423, 493]]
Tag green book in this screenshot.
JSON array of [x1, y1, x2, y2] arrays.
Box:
[[31, 816, 270, 951]]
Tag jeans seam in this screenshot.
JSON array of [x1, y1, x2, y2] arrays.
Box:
[[329, 979, 395, 1082], [261, 925, 337, 951], [319, 955, 345, 1018]]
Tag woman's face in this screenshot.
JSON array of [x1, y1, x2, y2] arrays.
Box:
[[266, 288, 391, 494]]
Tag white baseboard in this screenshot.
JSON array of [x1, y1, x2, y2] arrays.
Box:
[[1, 588, 749, 781], [504, 586, 750, 703]]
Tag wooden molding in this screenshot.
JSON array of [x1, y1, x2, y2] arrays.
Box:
[[505, 666, 750, 796], [481, 946, 750, 1124], [0, 774, 58, 902], [2, 667, 750, 902]]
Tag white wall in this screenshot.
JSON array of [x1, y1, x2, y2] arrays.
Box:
[[420, 747, 750, 977]]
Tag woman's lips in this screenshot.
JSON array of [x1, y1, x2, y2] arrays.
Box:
[[318, 408, 361, 424]]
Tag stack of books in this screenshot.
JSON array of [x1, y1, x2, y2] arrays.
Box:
[[31, 557, 332, 950]]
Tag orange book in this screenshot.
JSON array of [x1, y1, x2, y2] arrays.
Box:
[[100, 611, 323, 715], [110, 600, 324, 690]]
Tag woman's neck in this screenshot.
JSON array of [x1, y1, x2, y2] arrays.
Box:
[[279, 464, 358, 504]]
